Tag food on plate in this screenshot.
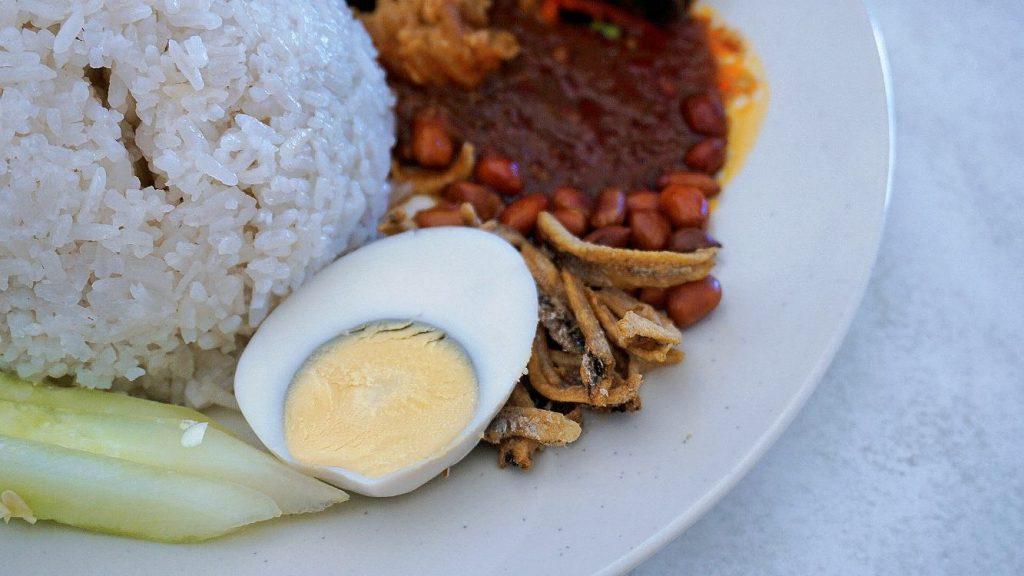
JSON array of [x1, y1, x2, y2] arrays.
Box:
[[387, 0, 730, 194], [361, 0, 521, 88], [2, 434, 278, 537], [0, 371, 218, 426], [3, 435, 280, 542], [284, 321, 477, 478], [0, 0, 394, 408], [483, 404, 582, 445], [0, 0, 765, 541], [371, 0, 765, 468], [535, 212, 717, 289], [235, 227, 538, 496], [0, 375, 346, 541]]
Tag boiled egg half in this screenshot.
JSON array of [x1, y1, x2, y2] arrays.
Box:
[[235, 227, 538, 497]]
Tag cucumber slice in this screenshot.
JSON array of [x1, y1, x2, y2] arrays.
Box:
[[0, 372, 215, 425], [0, 435, 281, 542], [0, 399, 347, 515]]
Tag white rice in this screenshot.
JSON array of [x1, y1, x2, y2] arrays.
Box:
[[0, 0, 395, 408]]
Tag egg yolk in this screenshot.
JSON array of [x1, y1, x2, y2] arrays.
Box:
[[284, 321, 477, 478]]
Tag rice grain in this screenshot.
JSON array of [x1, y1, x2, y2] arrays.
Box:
[[0, 0, 395, 408]]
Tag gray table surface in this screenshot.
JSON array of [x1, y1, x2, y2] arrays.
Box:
[[635, 0, 1024, 574]]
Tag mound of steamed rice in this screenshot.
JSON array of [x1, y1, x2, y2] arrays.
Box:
[[0, 0, 395, 407]]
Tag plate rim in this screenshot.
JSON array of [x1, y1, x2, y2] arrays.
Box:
[[596, 2, 896, 574]]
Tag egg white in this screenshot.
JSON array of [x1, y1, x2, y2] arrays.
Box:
[[235, 227, 538, 496]]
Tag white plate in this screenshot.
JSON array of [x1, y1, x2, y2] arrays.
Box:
[[2, 0, 891, 573]]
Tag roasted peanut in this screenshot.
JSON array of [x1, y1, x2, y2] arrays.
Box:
[[414, 205, 464, 228], [590, 188, 627, 228], [665, 276, 722, 328], [656, 171, 721, 197], [629, 210, 671, 251], [443, 181, 503, 221], [668, 227, 721, 253], [553, 208, 589, 237], [659, 185, 709, 228], [552, 186, 592, 217], [499, 193, 548, 235], [638, 287, 668, 308], [625, 190, 660, 213], [583, 225, 631, 248], [475, 154, 523, 196], [682, 92, 727, 137], [411, 111, 454, 168], [684, 137, 727, 174]]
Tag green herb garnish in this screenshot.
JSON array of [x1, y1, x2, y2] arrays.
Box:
[[590, 21, 622, 40]]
